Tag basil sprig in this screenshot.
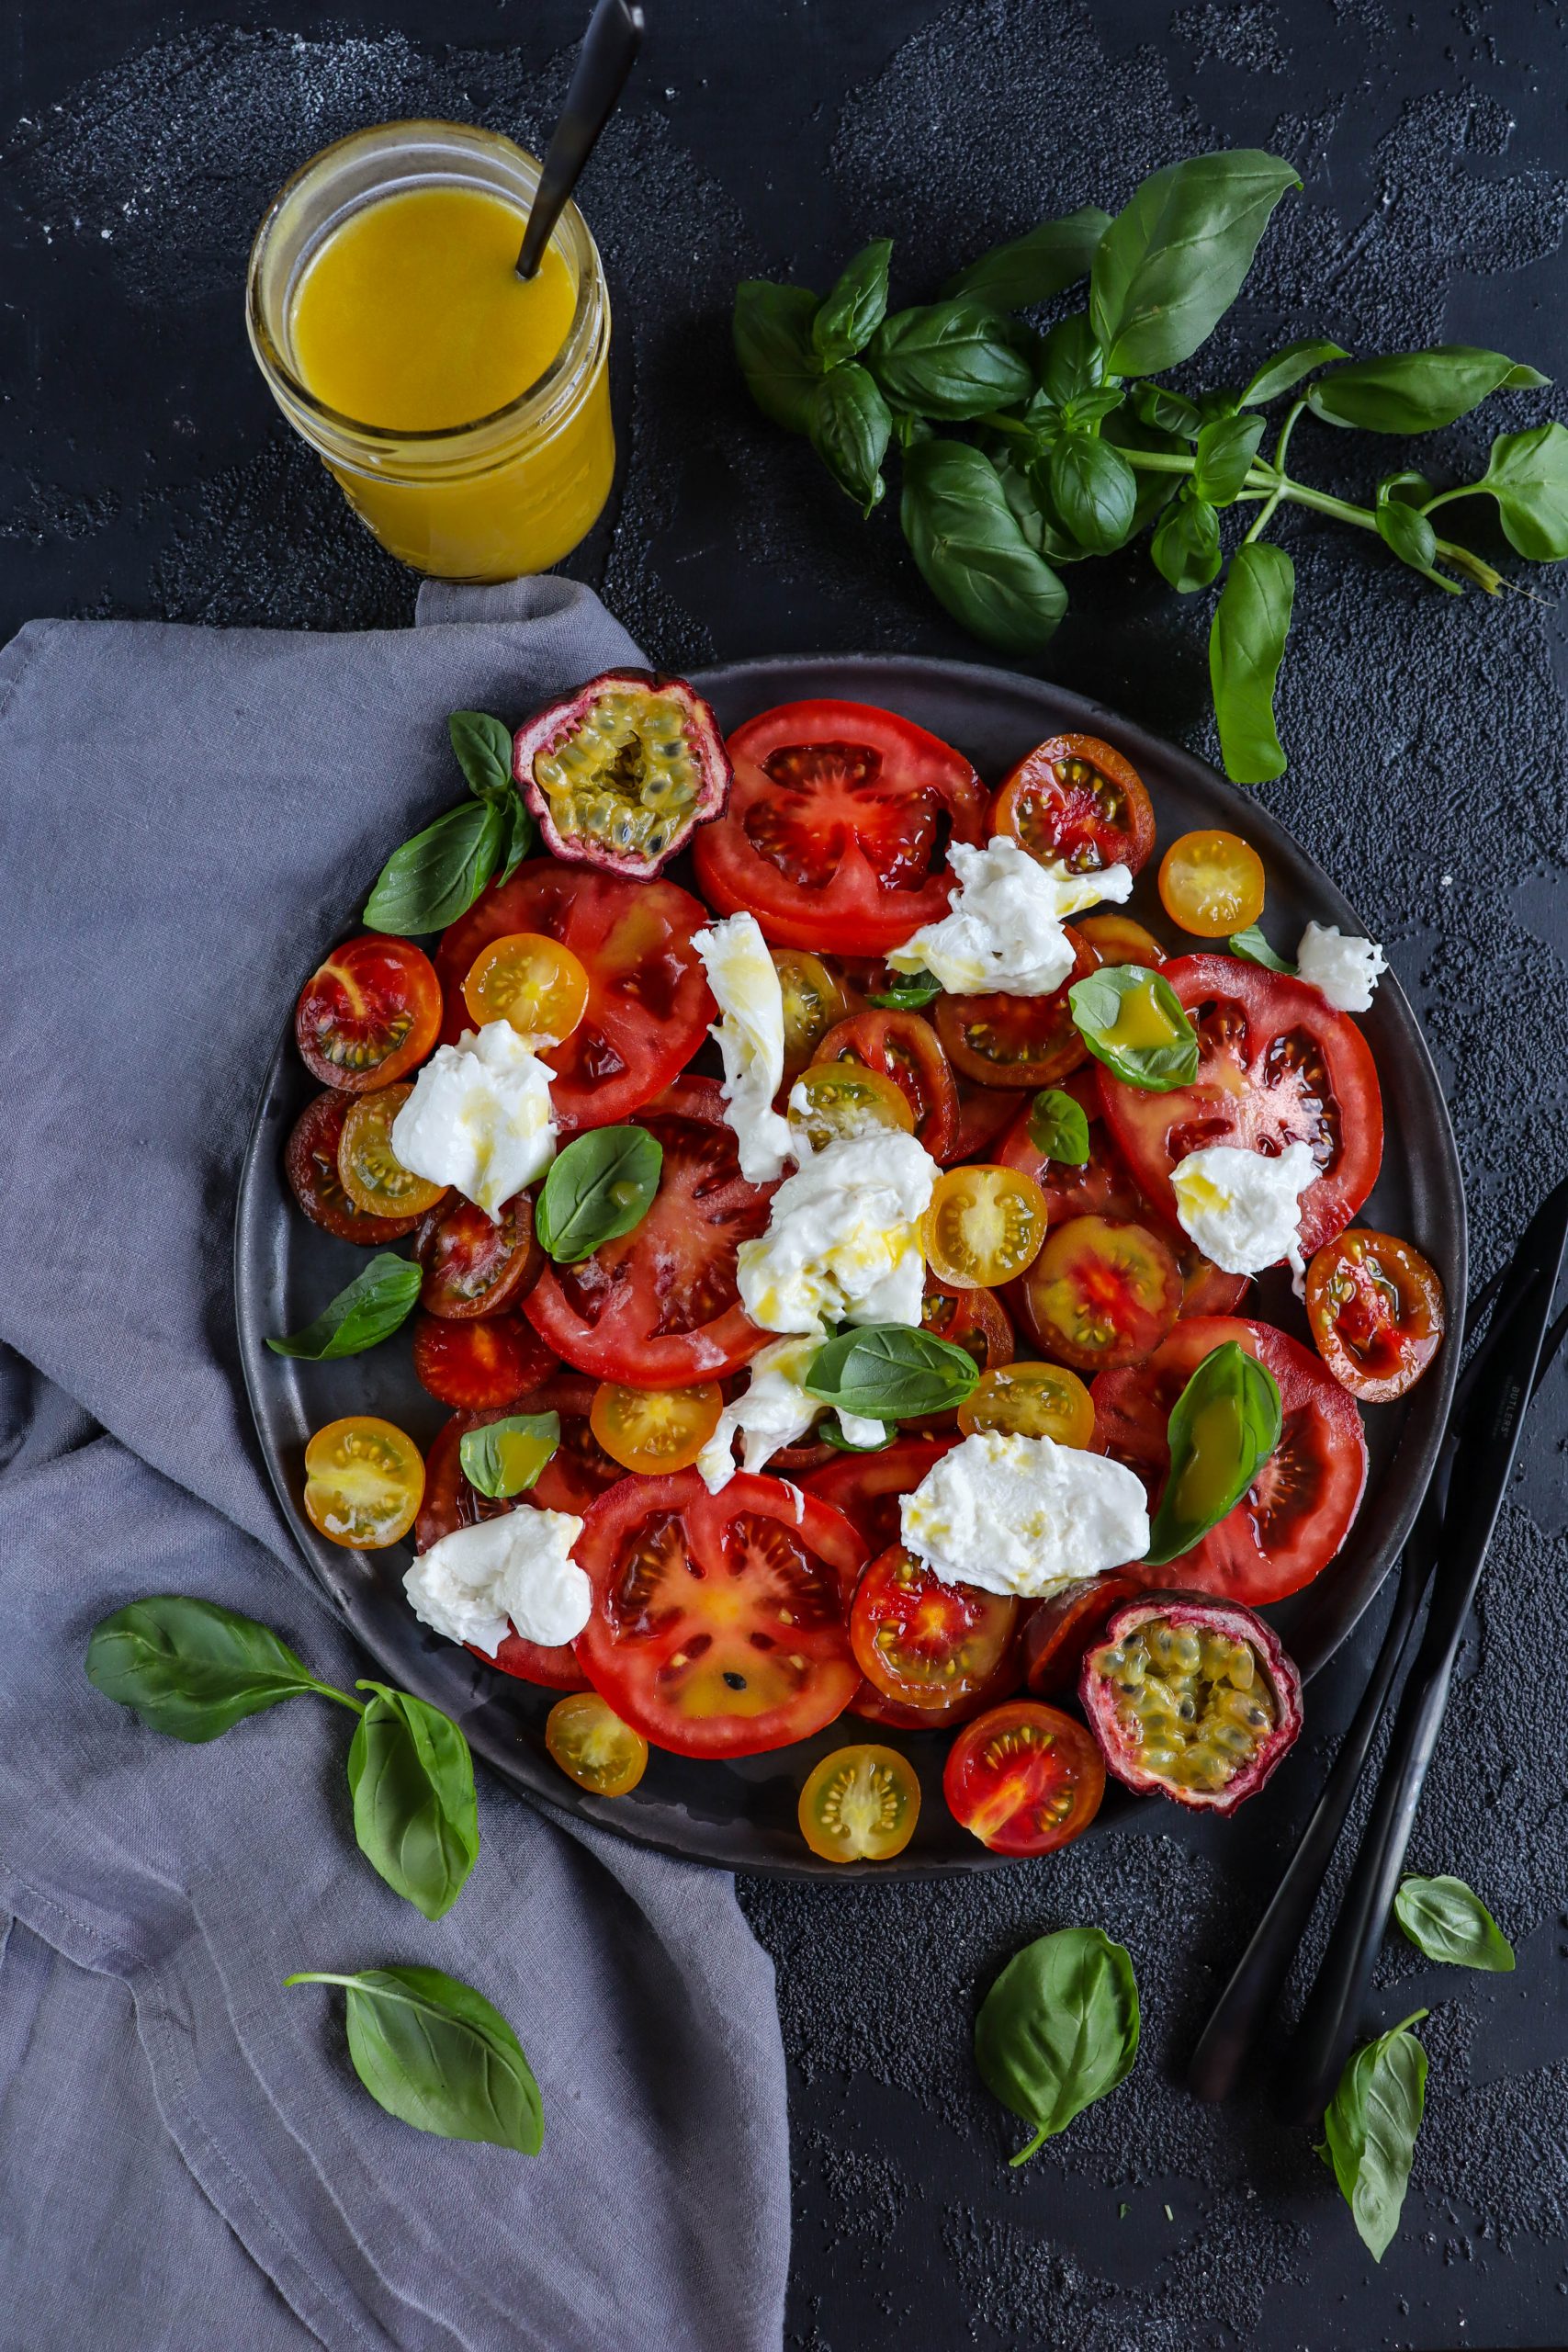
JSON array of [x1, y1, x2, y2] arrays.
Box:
[[1027, 1086, 1090, 1164], [805, 1325, 979, 1422], [1144, 1340, 1282, 1566], [1089, 150, 1302, 377], [266, 1254, 423, 1361], [974, 1927, 1140, 2166], [364, 708, 534, 934], [1068, 964, 1199, 1091], [1394, 1875, 1516, 1973], [867, 968, 942, 1011], [285, 1966, 543, 2154], [536, 1125, 662, 1264], [1317, 2009, 1428, 2261], [348, 1683, 479, 1921], [1228, 922, 1296, 974], [459, 1413, 560, 1500]]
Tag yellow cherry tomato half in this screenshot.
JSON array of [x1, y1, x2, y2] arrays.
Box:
[[1075, 910, 1168, 968], [957, 1359, 1096, 1447], [922, 1163, 1048, 1291], [773, 948, 854, 1082], [462, 931, 591, 1044], [546, 1690, 649, 1797], [303, 1415, 424, 1550], [336, 1082, 447, 1217], [787, 1060, 915, 1153], [1157, 830, 1266, 939], [797, 1743, 921, 1863], [590, 1379, 724, 1473]]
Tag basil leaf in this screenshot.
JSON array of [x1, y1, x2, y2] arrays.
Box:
[[1317, 2009, 1428, 2262], [804, 1325, 979, 1421], [1192, 411, 1266, 506], [1103, 409, 1187, 533], [1068, 964, 1199, 1091], [1394, 1875, 1516, 1973], [458, 1413, 561, 1500], [1209, 540, 1295, 784], [536, 1125, 662, 1263], [1307, 345, 1549, 434], [821, 1418, 897, 1454], [1228, 922, 1296, 973], [1380, 468, 1435, 507], [266, 1254, 422, 1361], [734, 280, 822, 433], [1375, 496, 1453, 589], [974, 1927, 1140, 2165], [1150, 492, 1222, 593], [86, 1596, 332, 1742], [867, 968, 942, 1010], [808, 362, 892, 514], [1089, 150, 1301, 377], [364, 797, 503, 934], [1047, 432, 1138, 554], [286, 1966, 543, 2154], [1144, 1340, 1282, 1565], [1035, 312, 1110, 407], [495, 792, 536, 888], [946, 207, 1111, 311], [1132, 382, 1202, 438], [347, 1684, 479, 1921], [901, 439, 1069, 654], [1239, 335, 1349, 406], [985, 441, 1089, 566], [1061, 387, 1125, 431], [1027, 1087, 1090, 1164], [1465, 421, 1568, 560], [447, 710, 514, 808], [813, 239, 893, 366], [869, 300, 1033, 419]]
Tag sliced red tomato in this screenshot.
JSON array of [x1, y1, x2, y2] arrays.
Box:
[[1306, 1228, 1446, 1402], [413, 1192, 542, 1319], [1092, 1315, 1370, 1604], [574, 1470, 865, 1757], [990, 734, 1156, 878], [295, 934, 443, 1092], [434, 861, 711, 1132], [284, 1091, 423, 1246], [523, 1078, 773, 1386], [411, 1311, 556, 1410], [810, 1010, 960, 1161], [1021, 1572, 1144, 1697], [953, 1076, 1020, 1160], [1016, 1214, 1183, 1372], [804, 1435, 956, 1560], [1178, 1248, 1250, 1318], [934, 928, 1099, 1090], [942, 1700, 1105, 1855], [850, 1544, 1018, 1712], [1098, 955, 1383, 1258], [693, 699, 987, 955]]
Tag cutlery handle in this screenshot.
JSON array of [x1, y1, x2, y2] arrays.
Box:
[[517, 0, 646, 280]]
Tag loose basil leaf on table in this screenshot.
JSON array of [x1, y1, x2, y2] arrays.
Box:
[[266, 1254, 423, 1361], [1210, 539, 1295, 785], [1228, 922, 1296, 974], [447, 710, 515, 808], [1089, 150, 1302, 378], [1460, 422, 1568, 560], [1307, 345, 1548, 434], [536, 1125, 663, 1263], [1047, 433, 1138, 555], [808, 363, 892, 514], [944, 206, 1111, 312], [1068, 964, 1200, 1091], [901, 439, 1068, 655], [1150, 492, 1222, 594], [867, 968, 942, 1011], [1394, 1875, 1516, 1972], [458, 1413, 561, 1501], [85, 1596, 340, 1742], [1238, 335, 1349, 406], [812, 238, 893, 368], [974, 1926, 1141, 2166], [733, 280, 822, 433], [347, 1684, 480, 1922], [365, 797, 505, 935], [868, 300, 1033, 420], [1144, 1340, 1282, 1566], [1191, 411, 1266, 506], [805, 1325, 978, 1422], [1027, 1086, 1090, 1164], [1316, 2009, 1428, 2261], [286, 1965, 544, 2154]]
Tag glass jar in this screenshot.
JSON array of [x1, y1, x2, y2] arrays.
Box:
[[246, 119, 615, 581]]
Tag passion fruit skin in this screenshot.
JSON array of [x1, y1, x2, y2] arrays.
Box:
[[513, 667, 732, 879], [1079, 1592, 1303, 1816]]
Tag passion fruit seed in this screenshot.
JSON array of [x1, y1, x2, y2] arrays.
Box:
[[533, 690, 700, 864], [1100, 1617, 1276, 1795]]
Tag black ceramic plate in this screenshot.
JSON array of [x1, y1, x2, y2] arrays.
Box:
[[235, 652, 1465, 1876]]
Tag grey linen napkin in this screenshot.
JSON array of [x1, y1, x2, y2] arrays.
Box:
[[0, 579, 788, 2352]]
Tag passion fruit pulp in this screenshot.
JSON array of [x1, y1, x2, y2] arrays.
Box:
[[513, 667, 731, 878], [1079, 1594, 1303, 1815]]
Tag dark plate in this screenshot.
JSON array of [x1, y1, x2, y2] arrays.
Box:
[[235, 652, 1465, 1877]]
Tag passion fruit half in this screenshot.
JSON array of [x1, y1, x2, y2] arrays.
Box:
[[513, 668, 731, 878], [1079, 1593, 1303, 1815]]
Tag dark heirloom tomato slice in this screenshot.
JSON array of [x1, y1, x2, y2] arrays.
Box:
[[1075, 910, 1168, 968], [693, 699, 987, 956], [921, 1281, 1015, 1375], [942, 1700, 1106, 1855], [411, 1310, 557, 1410], [1098, 955, 1383, 1258], [575, 1470, 864, 1758], [524, 1078, 774, 1386], [847, 1640, 1025, 1729], [413, 1192, 542, 1319], [434, 861, 711, 1132], [850, 1544, 1018, 1712], [1092, 1315, 1369, 1604], [1306, 1228, 1446, 1402], [990, 734, 1156, 879], [1178, 1249, 1249, 1318], [934, 927, 1100, 1090], [953, 1077, 1020, 1160], [805, 1434, 956, 1559], [295, 933, 443, 1093], [1022, 1572, 1144, 1697], [810, 1010, 960, 1161], [415, 1382, 619, 1555], [1015, 1214, 1182, 1373], [284, 1091, 423, 1246]]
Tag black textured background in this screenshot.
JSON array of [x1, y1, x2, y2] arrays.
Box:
[[8, 5, 1568, 2346]]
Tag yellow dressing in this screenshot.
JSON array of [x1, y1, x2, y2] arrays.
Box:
[[1101, 974, 1183, 1052], [1169, 1394, 1247, 1523]]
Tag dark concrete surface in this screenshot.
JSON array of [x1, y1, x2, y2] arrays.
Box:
[[6, 3, 1568, 2346]]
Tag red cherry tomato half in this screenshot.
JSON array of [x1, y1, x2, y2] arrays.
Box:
[[920, 1281, 1015, 1376], [1092, 1315, 1370, 1605], [1075, 910, 1168, 968], [1097, 955, 1383, 1259], [810, 1010, 960, 1162], [413, 1192, 543, 1320], [804, 1435, 956, 1561], [694, 699, 987, 956], [434, 861, 712, 1132], [1306, 1228, 1446, 1402], [1015, 1213, 1183, 1373], [524, 1078, 774, 1387], [1021, 1572, 1145, 1697], [284, 1090, 423, 1246], [574, 1470, 865, 1758], [845, 1654, 1025, 1731], [990, 734, 1156, 879], [849, 1544, 1018, 1713], [934, 927, 1099, 1091], [294, 934, 444, 1093], [410, 1310, 557, 1411], [942, 1700, 1106, 1856]]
